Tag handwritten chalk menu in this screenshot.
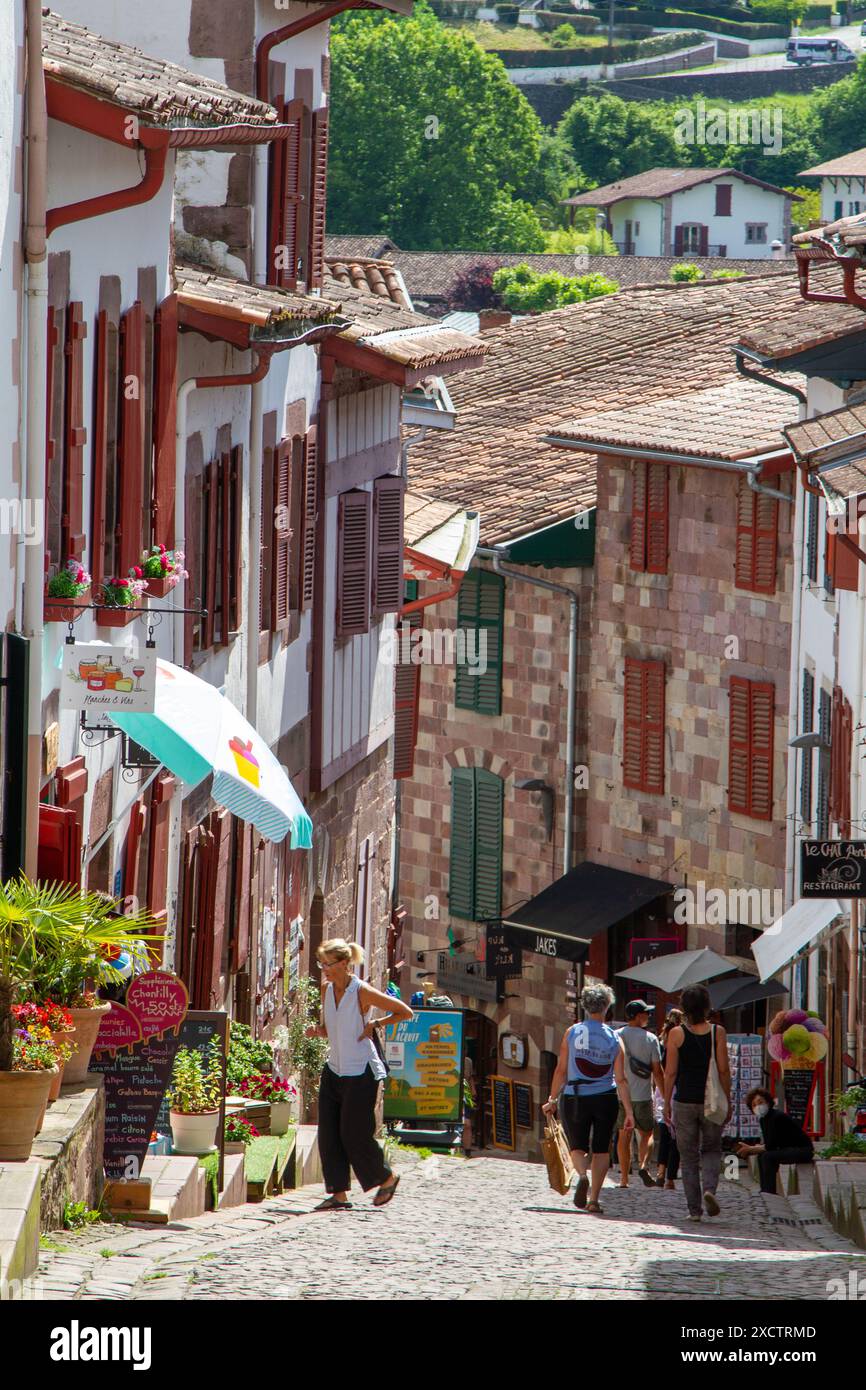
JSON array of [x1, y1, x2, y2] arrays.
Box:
[[514, 1082, 533, 1130], [724, 1034, 762, 1141], [783, 1065, 818, 1131], [485, 926, 523, 980], [125, 971, 188, 1040], [491, 1075, 516, 1150], [155, 1011, 229, 1189]]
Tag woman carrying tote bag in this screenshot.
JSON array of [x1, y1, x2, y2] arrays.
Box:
[[306, 938, 414, 1211], [662, 984, 731, 1222]]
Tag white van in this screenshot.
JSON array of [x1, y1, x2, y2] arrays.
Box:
[[786, 36, 856, 65]]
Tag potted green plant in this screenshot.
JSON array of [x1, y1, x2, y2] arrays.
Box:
[[44, 559, 91, 623], [224, 1113, 259, 1154], [97, 575, 148, 627], [166, 1039, 223, 1155], [131, 545, 188, 599], [234, 1073, 298, 1135], [276, 977, 329, 1124], [12, 1002, 75, 1102]]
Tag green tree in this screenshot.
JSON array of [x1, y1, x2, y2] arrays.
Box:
[[749, 0, 809, 22], [492, 263, 618, 312], [558, 93, 684, 185], [813, 56, 866, 164], [328, 6, 545, 250]]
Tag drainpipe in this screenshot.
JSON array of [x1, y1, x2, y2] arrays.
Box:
[[784, 439, 807, 915], [255, 1, 363, 101], [476, 545, 580, 876], [547, 436, 795, 506], [46, 138, 169, 237], [23, 0, 48, 876]]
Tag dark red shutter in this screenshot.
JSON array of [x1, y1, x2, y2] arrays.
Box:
[[750, 682, 774, 821], [306, 107, 329, 291], [830, 687, 853, 834], [645, 463, 668, 574], [228, 445, 242, 634], [273, 441, 292, 631], [64, 302, 87, 558], [828, 519, 860, 592], [630, 460, 647, 571], [231, 822, 253, 972], [146, 774, 175, 918], [45, 306, 63, 566], [203, 460, 217, 650], [699, 225, 709, 256], [37, 804, 81, 887], [123, 798, 147, 905], [91, 310, 110, 591], [729, 678, 774, 820], [728, 677, 752, 815], [715, 184, 732, 216], [209, 810, 232, 1009], [118, 302, 145, 574], [623, 658, 665, 794], [372, 474, 405, 615], [674, 226, 684, 256], [301, 425, 318, 611], [337, 490, 371, 637], [394, 607, 422, 779], [153, 294, 178, 547], [259, 445, 274, 633], [735, 478, 778, 594], [271, 98, 304, 290]]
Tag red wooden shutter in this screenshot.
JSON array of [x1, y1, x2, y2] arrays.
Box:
[[699, 226, 709, 256], [394, 607, 422, 779], [645, 463, 668, 574], [301, 425, 318, 611], [91, 310, 110, 591], [123, 798, 148, 906], [37, 804, 81, 887], [728, 677, 752, 815], [153, 294, 178, 547], [203, 460, 217, 650], [209, 810, 232, 1008], [45, 305, 63, 565], [735, 478, 777, 594], [177, 827, 199, 991], [715, 184, 732, 216], [623, 659, 644, 789], [336, 490, 371, 636], [118, 302, 145, 574], [146, 774, 175, 953], [64, 301, 87, 558], [231, 822, 253, 972], [623, 658, 664, 793], [673, 226, 684, 256], [273, 440, 292, 631], [230, 445, 242, 633], [271, 98, 304, 290], [729, 678, 774, 820], [828, 520, 860, 592], [830, 687, 853, 833], [372, 474, 405, 615], [259, 445, 274, 633], [750, 681, 774, 821], [306, 107, 329, 291], [630, 460, 647, 571]]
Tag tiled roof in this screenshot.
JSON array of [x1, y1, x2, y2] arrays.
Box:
[[42, 9, 279, 130], [322, 282, 486, 370], [325, 258, 412, 309], [175, 265, 342, 331], [404, 493, 465, 547], [800, 149, 866, 178], [736, 291, 866, 359], [408, 268, 855, 545], [562, 167, 799, 209], [794, 210, 866, 258], [784, 402, 866, 497], [325, 237, 790, 310], [552, 379, 794, 461], [325, 234, 401, 260]]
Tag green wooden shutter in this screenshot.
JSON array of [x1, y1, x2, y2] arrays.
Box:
[[473, 769, 503, 921], [455, 568, 504, 715], [448, 768, 476, 920]]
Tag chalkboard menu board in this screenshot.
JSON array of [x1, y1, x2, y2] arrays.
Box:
[[89, 1029, 183, 1181], [782, 1066, 817, 1131], [514, 1082, 533, 1130], [155, 1011, 229, 1189], [491, 1074, 516, 1150], [485, 926, 523, 980]]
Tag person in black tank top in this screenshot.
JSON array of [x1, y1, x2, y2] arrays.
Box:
[[663, 984, 731, 1221]]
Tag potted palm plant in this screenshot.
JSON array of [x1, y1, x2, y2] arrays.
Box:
[[167, 1039, 223, 1155]]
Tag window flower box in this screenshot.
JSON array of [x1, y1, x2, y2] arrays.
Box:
[[44, 559, 92, 623]]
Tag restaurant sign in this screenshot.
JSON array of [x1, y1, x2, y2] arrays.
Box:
[[61, 642, 156, 715], [800, 840, 866, 898], [501, 922, 586, 964]]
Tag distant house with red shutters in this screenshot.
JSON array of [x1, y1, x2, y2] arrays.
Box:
[[562, 167, 798, 259]]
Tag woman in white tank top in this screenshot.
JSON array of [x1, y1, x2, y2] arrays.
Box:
[[307, 937, 414, 1211]]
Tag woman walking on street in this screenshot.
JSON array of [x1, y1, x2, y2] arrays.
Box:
[[655, 1009, 682, 1189], [543, 983, 635, 1215], [663, 985, 731, 1222], [307, 938, 414, 1211]]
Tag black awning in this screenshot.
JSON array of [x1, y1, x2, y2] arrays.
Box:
[[501, 861, 674, 963]]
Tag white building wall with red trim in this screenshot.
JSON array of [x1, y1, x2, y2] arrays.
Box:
[[0, 6, 24, 633]]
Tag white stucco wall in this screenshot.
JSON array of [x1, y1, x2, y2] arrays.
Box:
[[819, 174, 866, 225], [671, 178, 788, 258], [609, 198, 662, 257], [0, 6, 24, 630]]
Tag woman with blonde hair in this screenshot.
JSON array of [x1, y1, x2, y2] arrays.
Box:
[[306, 938, 414, 1211]]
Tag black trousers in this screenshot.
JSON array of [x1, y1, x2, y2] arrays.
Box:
[[317, 1063, 391, 1194], [757, 1147, 813, 1194], [657, 1121, 680, 1180]]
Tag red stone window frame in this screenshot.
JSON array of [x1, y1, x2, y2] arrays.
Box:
[[735, 476, 778, 595], [629, 460, 668, 574], [728, 677, 774, 821], [623, 657, 665, 795]]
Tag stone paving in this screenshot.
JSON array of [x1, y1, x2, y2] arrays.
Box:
[[35, 1152, 866, 1301]]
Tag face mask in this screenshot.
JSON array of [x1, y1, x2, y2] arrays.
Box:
[[753, 1103, 769, 1119]]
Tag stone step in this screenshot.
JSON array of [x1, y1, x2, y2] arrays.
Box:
[[135, 1155, 207, 1224], [0, 1163, 41, 1298], [293, 1126, 322, 1189], [216, 1154, 246, 1211]]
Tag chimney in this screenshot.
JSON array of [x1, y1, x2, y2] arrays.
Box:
[[477, 309, 511, 331], [770, 239, 785, 260]]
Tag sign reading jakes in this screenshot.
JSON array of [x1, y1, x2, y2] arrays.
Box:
[[800, 840, 866, 898]]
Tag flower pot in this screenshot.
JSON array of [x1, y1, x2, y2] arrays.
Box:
[[44, 586, 91, 623], [48, 1030, 75, 1102], [170, 1109, 220, 1156], [63, 1002, 111, 1084], [95, 604, 137, 628], [224, 1140, 247, 1155], [145, 576, 178, 599], [0, 1070, 56, 1160], [270, 1099, 295, 1136]]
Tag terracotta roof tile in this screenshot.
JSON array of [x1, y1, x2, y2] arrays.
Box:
[[408, 269, 842, 544], [562, 166, 798, 209], [321, 281, 486, 370], [800, 148, 866, 178], [736, 290, 866, 359], [553, 379, 794, 460], [784, 402, 866, 496], [325, 258, 412, 310], [404, 493, 465, 547], [42, 9, 278, 129], [175, 264, 342, 331]]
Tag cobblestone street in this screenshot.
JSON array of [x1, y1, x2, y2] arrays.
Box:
[[37, 1152, 866, 1302]]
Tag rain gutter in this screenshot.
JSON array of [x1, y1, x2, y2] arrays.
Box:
[[545, 435, 795, 505]]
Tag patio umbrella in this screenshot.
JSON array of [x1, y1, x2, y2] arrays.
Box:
[[110, 659, 313, 848], [616, 947, 737, 994], [708, 972, 789, 1011]]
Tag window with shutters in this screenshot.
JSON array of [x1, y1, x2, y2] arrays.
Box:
[[92, 307, 120, 589], [45, 301, 87, 569], [261, 427, 316, 640], [800, 668, 814, 828], [267, 99, 328, 291], [825, 514, 860, 592], [735, 477, 777, 594], [455, 568, 504, 715], [715, 184, 732, 216], [816, 687, 831, 838], [728, 677, 774, 821], [622, 658, 665, 794], [829, 685, 853, 835], [394, 580, 422, 780], [336, 488, 372, 637], [117, 301, 146, 576], [193, 444, 242, 652], [630, 460, 668, 574], [805, 490, 819, 585], [372, 475, 405, 615], [448, 767, 503, 922]]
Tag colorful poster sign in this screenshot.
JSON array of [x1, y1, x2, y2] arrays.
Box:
[[383, 1009, 464, 1122], [60, 642, 157, 715], [724, 1034, 763, 1141], [125, 971, 188, 1039]]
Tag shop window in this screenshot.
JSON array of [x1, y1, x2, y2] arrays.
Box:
[[728, 677, 774, 820], [448, 767, 503, 922], [454, 568, 504, 715], [623, 658, 665, 795]]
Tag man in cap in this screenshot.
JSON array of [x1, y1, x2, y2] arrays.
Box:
[[616, 1000, 664, 1188]]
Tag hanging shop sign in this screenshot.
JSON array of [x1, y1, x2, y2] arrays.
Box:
[[500, 1032, 528, 1069], [501, 922, 585, 964], [60, 642, 157, 715], [383, 1008, 465, 1123], [800, 840, 866, 898], [484, 925, 523, 980], [436, 951, 501, 1003]]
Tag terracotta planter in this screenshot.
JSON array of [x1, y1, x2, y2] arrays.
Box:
[[63, 1002, 111, 1084], [95, 604, 137, 628], [145, 575, 180, 599], [44, 586, 91, 623], [48, 1029, 75, 1102], [224, 1140, 248, 1155], [170, 1109, 220, 1156], [0, 1070, 56, 1160]]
